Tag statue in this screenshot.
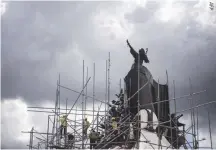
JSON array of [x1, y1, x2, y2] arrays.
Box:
[[124, 39, 170, 141]]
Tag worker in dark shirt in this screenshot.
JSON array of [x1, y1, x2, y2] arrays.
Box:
[[126, 39, 149, 68], [67, 133, 75, 148], [89, 129, 99, 149]]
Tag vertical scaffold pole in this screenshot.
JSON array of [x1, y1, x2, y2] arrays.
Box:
[[52, 81, 58, 147], [105, 60, 108, 136], [97, 111, 99, 133], [108, 52, 111, 105], [85, 67, 88, 119], [47, 115, 50, 149], [65, 98, 68, 147], [58, 74, 61, 146], [29, 128, 32, 150], [137, 51, 140, 148], [173, 80, 177, 148], [56, 80, 59, 146], [74, 107, 77, 138], [208, 111, 213, 149], [189, 77, 195, 148], [93, 63, 95, 129], [29, 127, 34, 150], [196, 107, 199, 148], [82, 60, 85, 149], [158, 79, 161, 149], [166, 70, 173, 148]]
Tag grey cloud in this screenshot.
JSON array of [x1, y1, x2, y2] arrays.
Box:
[[125, 1, 161, 23], [1, 1, 105, 105]]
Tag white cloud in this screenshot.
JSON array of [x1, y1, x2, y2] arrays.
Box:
[[0, 1, 7, 15], [92, 2, 135, 42], [1, 98, 54, 148], [192, 0, 216, 28], [156, 1, 186, 24], [1, 98, 32, 148]]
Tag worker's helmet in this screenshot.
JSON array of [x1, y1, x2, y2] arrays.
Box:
[[63, 115, 67, 118], [112, 117, 115, 121]]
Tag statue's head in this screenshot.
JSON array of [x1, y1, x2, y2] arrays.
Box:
[[139, 48, 149, 63], [139, 48, 145, 54]]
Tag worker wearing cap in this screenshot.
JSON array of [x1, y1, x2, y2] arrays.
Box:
[[83, 118, 90, 136], [59, 115, 67, 138]]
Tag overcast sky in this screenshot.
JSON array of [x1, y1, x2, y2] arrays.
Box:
[[1, 0, 216, 149]]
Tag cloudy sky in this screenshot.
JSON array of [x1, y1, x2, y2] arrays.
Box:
[[1, 0, 216, 149]]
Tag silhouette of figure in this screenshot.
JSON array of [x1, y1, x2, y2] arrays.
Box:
[[126, 39, 149, 68]]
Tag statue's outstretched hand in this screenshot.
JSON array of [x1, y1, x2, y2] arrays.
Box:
[[126, 39, 131, 48]]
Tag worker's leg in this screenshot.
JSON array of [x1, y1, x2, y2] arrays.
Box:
[[113, 130, 118, 142], [64, 126, 66, 136], [90, 139, 93, 149], [83, 129, 87, 137], [92, 140, 96, 148], [60, 125, 63, 138], [85, 129, 88, 136]]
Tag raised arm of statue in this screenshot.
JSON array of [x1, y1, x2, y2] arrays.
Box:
[[126, 39, 138, 58]]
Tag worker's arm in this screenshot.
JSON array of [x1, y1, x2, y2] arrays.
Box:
[[127, 39, 138, 58]]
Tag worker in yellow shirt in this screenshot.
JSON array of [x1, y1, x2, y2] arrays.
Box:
[[59, 115, 67, 138], [111, 117, 119, 143], [83, 118, 90, 136], [111, 117, 118, 132]]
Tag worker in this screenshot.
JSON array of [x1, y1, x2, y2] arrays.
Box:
[[89, 129, 99, 149], [111, 117, 118, 133], [68, 133, 74, 148], [59, 115, 67, 139], [109, 106, 118, 117], [126, 39, 149, 68], [111, 117, 119, 143], [83, 118, 90, 136], [171, 114, 185, 127]]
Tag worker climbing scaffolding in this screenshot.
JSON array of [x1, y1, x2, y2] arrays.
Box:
[[58, 115, 67, 139], [83, 118, 90, 137]]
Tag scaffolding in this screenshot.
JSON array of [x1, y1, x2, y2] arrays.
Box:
[[22, 52, 216, 149]]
